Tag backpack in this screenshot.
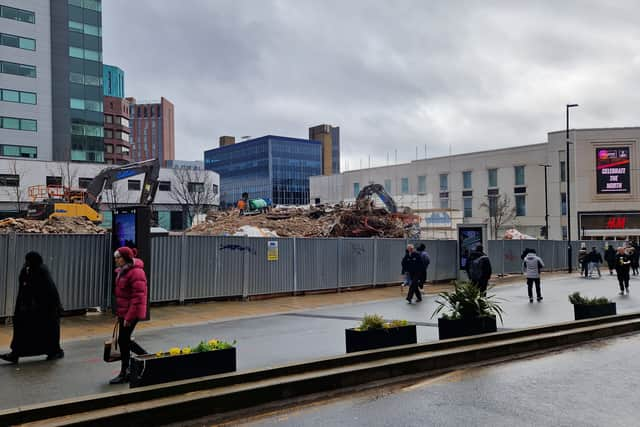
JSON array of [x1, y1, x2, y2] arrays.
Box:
[[469, 255, 487, 282]]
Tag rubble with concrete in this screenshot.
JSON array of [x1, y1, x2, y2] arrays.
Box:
[[0, 217, 107, 234]]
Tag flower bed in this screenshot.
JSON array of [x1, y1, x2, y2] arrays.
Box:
[[345, 314, 416, 353]]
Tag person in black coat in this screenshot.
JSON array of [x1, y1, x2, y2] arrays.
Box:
[[466, 244, 492, 295], [1, 252, 64, 364], [604, 245, 616, 275], [615, 247, 631, 295], [402, 244, 423, 304]]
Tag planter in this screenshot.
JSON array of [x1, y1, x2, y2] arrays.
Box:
[[573, 303, 617, 320], [129, 347, 236, 388], [345, 325, 417, 353], [437, 316, 497, 340]]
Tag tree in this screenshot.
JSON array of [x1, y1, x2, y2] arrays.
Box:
[[8, 160, 26, 214], [480, 193, 515, 240], [169, 167, 218, 227]]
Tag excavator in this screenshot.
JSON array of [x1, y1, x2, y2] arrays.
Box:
[[355, 183, 421, 238], [26, 159, 160, 223]]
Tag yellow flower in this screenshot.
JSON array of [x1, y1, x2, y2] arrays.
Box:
[[155, 351, 164, 357], [169, 347, 181, 356], [208, 339, 219, 347], [181, 347, 191, 354]]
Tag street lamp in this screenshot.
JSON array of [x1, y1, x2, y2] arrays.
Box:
[[539, 164, 551, 239], [566, 103, 578, 273]]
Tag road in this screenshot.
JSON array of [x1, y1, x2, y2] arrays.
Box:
[[0, 272, 638, 410]]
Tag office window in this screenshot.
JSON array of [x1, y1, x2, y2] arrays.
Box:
[[561, 192, 567, 215], [562, 226, 568, 240], [515, 166, 525, 186], [0, 60, 36, 78], [68, 47, 102, 62], [104, 115, 113, 124], [418, 175, 426, 194], [68, 20, 101, 36], [560, 160, 566, 182], [464, 197, 472, 218], [0, 33, 36, 50], [440, 198, 449, 209], [46, 176, 62, 186], [0, 174, 19, 187], [439, 174, 448, 191], [78, 178, 93, 189], [105, 143, 113, 153], [0, 5, 35, 24], [463, 171, 472, 189], [515, 195, 526, 216], [158, 181, 171, 191], [188, 182, 204, 193], [0, 144, 36, 158], [69, 0, 102, 12], [18, 91, 36, 104], [488, 168, 497, 188], [401, 177, 409, 194], [384, 179, 392, 193], [1, 116, 36, 131], [128, 180, 141, 191], [353, 182, 360, 198]]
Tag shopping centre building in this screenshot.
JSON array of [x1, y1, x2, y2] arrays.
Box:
[[310, 127, 640, 241]]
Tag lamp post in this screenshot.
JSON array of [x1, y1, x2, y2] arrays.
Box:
[[539, 164, 551, 239], [566, 103, 578, 273]]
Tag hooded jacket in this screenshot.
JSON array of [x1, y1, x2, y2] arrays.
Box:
[[115, 258, 147, 322], [523, 253, 544, 279]]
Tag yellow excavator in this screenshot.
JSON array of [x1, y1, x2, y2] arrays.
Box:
[[26, 159, 160, 223]]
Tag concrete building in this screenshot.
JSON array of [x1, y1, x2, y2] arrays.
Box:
[[102, 64, 124, 98], [311, 127, 640, 241], [205, 135, 321, 208], [103, 96, 131, 164], [126, 97, 175, 166], [166, 160, 204, 170], [0, 157, 219, 230], [309, 124, 340, 175]]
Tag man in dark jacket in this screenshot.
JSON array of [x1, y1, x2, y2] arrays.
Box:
[[415, 243, 431, 289], [402, 244, 423, 304], [604, 245, 616, 275], [588, 247, 603, 278], [466, 244, 492, 295]]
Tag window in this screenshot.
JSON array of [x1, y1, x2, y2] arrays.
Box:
[[105, 144, 113, 153], [68, 20, 101, 36], [464, 197, 472, 218], [488, 196, 497, 217], [384, 179, 392, 193], [439, 173, 448, 191], [158, 181, 171, 191], [0, 144, 36, 158], [401, 177, 409, 194], [488, 168, 497, 188], [515, 195, 526, 216], [560, 160, 566, 182], [0, 33, 36, 50], [0, 60, 36, 78], [440, 198, 449, 209], [46, 176, 62, 186], [71, 124, 103, 137], [0, 5, 35, 24], [418, 175, 426, 194], [128, 180, 141, 191], [70, 98, 84, 109], [0, 174, 19, 187], [104, 129, 113, 138], [562, 226, 568, 240], [78, 178, 92, 189], [463, 171, 472, 189], [19, 91, 36, 104], [0, 116, 36, 131], [212, 184, 219, 195], [353, 182, 360, 198], [515, 166, 525, 186], [188, 182, 205, 193], [68, 47, 102, 62], [69, 0, 102, 12], [104, 115, 113, 124], [561, 192, 567, 215], [0, 89, 34, 104]]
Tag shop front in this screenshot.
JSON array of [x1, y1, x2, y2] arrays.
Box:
[[579, 211, 640, 241]]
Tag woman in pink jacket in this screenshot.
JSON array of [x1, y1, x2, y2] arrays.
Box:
[[110, 246, 148, 384]]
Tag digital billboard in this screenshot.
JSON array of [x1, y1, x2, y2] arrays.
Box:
[[596, 147, 630, 194]]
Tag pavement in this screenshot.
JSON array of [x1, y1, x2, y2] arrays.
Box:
[[0, 270, 638, 411]]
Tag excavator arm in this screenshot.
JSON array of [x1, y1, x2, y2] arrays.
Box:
[[85, 158, 160, 211], [356, 184, 397, 213]]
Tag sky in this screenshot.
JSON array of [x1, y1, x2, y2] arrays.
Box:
[[102, 0, 640, 170]]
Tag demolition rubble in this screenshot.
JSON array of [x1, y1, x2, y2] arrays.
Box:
[[187, 204, 420, 238], [0, 217, 107, 234]]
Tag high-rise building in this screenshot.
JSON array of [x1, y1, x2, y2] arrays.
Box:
[[103, 96, 130, 164], [103, 64, 124, 98], [309, 124, 340, 175], [126, 97, 175, 166]]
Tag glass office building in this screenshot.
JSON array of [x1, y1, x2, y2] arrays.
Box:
[[205, 135, 322, 208]]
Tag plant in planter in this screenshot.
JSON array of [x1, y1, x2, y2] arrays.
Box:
[[568, 292, 617, 320], [130, 338, 237, 388], [431, 282, 504, 340], [345, 314, 416, 353]]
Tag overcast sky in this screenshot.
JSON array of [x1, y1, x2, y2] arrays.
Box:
[[102, 0, 640, 170]]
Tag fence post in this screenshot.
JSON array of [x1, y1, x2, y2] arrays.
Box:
[[242, 236, 249, 299], [4, 234, 17, 318], [434, 240, 439, 282], [292, 237, 298, 295], [501, 239, 505, 277], [372, 237, 378, 287], [178, 234, 188, 304], [337, 238, 342, 292]]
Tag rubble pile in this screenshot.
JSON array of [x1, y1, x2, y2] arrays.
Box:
[[187, 204, 414, 238], [0, 217, 107, 234]]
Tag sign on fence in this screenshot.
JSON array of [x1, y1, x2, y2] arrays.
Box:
[[267, 240, 279, 261]]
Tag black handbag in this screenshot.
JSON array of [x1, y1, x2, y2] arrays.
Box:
[[103, 320, 147, 363]]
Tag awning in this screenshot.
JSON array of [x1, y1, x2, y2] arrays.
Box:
[[581, 229, 640, 236]]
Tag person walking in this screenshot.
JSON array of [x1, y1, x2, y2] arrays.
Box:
[[416, 243, 431, 289], [578, 245, 589, 278], [403, 244, 423, 304], [604, 245, 616, 275], [615, 247, 631, 296], [630, 243, 640, 276], [522, 249, 544, 303], [109, 246, 148, 384], [400, 248, 411, 291], [1, 252, 64, 364], [588, 246, 603, 278], [466, 244, 492, 295]]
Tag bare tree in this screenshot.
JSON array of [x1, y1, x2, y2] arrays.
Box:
[[7, 160, 26, 215], [480, 193, 515, 240], [169, 167, 217, 227], [46, 161, 78, 191]]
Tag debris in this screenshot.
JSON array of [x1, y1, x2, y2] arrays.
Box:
[[0, 217, 107, 234], [503, 228, 536, 240]]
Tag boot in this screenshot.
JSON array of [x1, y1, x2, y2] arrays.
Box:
[[1, 353, 18, 364], [109, 369, 130, 385], [46, 349, 64, 360]]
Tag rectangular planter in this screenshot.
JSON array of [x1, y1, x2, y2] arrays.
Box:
[[574, 303, 617, 320], [129, 347, 236, 388], [345, 324, 417, 353], [438, 316, 497, 340]]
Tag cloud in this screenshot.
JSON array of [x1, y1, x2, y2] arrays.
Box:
[[102, 0, 640, 170]]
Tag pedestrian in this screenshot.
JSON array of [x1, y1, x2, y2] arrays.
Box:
[[466, 244, 492, 295], [578, 245, 589, 278], [604, 244, 616, 275], [630, 243, 640, 276], [403, 244, 423, 304], [416, 243, 431, 289], [522, 249, 544, 303], [588, 246, 602, 278], [520, 247, 534, 260], [1, 252, 64, 364], [109, 246, 148, 385], [614, 247, 631, 296], [400, 249, 411, 290]]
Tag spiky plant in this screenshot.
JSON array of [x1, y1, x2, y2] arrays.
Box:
[[431, 281, 504, 324]]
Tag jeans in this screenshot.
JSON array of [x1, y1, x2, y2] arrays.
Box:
[[406, 279, 422, 302]]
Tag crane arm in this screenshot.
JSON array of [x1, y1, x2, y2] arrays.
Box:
[[356, 183, 398, 213]]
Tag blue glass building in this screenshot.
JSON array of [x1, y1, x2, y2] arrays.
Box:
[[204, 135, 322, 207], [103, 64, 125, 97]]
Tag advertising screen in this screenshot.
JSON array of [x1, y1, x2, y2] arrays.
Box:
[[596, 147, 630, 193], [113, 211, 136, 249], [458, 227, 483, 269]]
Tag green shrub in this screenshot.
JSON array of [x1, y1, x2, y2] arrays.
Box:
[[431, 281, 504, 324], [356, 314, 410, 331], [568, 292, 611, 305]]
